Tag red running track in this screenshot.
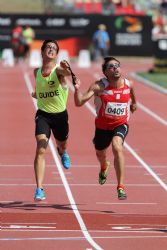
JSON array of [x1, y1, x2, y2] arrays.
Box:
[[0, 58, 167, 250]]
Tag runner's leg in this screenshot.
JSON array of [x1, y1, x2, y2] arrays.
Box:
[[112, 136, 125, 186], [34, 134, 48, 188]]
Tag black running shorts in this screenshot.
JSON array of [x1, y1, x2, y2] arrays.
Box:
[[93, 124, 129, 150], [35, 109, 69, 141]]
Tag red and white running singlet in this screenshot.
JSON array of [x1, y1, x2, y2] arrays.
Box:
[[94, 78, 131, 130]]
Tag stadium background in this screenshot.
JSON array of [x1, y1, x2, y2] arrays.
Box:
[[0, 1, 167, 250]]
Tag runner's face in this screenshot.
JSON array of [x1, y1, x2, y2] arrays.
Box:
[[43, 42, 58, 59], [106, 60, 121, 78]]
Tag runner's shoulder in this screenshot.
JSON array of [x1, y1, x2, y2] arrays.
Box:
[[34, 67, 39, 77]]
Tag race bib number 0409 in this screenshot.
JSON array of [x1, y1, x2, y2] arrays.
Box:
[[105, 102, 127, 116]]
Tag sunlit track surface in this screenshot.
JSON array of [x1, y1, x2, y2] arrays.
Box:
[[0, 58, 167, 250]]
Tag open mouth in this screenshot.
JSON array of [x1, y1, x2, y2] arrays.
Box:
[[48, 51, 54, 56]]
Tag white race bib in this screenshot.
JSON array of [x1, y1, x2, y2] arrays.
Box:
[[105, 102, 127, 116]]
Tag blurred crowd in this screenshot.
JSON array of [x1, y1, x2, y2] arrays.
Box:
[[2, 1, 167, 39], [48, 0, 167, 37]]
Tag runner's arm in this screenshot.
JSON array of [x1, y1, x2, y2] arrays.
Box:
[[130, 81, 137, 113], [74, 79, 100, 106], [31, 68, 38, 99]]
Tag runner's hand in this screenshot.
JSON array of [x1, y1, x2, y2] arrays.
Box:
[[60, 60, 70, 69], [73, 76, 81, 90], [130, 103, 137, 113], [60, 60, 78, 86], [31, 91, 37, 99]]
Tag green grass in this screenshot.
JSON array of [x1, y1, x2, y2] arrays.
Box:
[[0, 0, 74, 14], [137, 72, 167, 89], [0, 0, 44, 13]]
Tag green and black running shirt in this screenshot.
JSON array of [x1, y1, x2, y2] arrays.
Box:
[[35, 65, 69, 113]]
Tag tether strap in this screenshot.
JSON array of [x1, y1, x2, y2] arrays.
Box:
[[63, 60, 77, 85]]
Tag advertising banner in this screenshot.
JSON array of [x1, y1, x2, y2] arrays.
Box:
[[0, 14, 153, 56]]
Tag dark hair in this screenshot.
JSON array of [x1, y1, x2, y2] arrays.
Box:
[[41, 40, 59, 53], [102, 56, 120, 73]]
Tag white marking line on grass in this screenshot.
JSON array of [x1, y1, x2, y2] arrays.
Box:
[[23, 72, 103, 250], [69, 83, 167, 191]]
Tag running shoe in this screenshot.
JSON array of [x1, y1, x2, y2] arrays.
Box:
[[34, 188, 46, 201], [117, 186, 127, 200], [99, 161, 110, 185], [61, 151, 71, 169], [57, 147, 71, 169]]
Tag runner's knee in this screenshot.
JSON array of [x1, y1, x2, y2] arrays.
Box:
[[112, 137, 123, 155], [36, 139, 48, 154]]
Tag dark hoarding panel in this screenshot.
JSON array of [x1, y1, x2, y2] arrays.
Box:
[[0, 14, 153, 56]]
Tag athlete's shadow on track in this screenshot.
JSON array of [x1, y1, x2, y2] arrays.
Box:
[[0, 201, 115, 213], [0, 201, 74, 211]]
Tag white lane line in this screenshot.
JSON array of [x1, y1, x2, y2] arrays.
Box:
[[69, 83, 167, 191], [97, 203, 157, 205], [0, 164, 57, 167], [108, 223, 167, 227], [0, 183, 160, 187], [94, 235, 167, 238], [2, 223, 57, 225], [0, 164, 33, 167], [0, 164, 167, 168], [52, 172, 72, 174], [125, 143, 167, 191], [1, 230, 165, 234], [0, 237, 86, 241], [137, 102, 167, 127], [23, 72, 102, 250], [0, 235, 167, 241], [3, 225, 56, 229], [1, 228, 166, 232], [111, 226, 167, 231], [131, 72, 167, 94]]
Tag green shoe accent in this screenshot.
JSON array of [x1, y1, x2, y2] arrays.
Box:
[[117, 187, 127, 200], [99, 161, 110, 185]]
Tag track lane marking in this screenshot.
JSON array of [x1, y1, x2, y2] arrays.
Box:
[[131, 72, 167, 95], [97, 203, 157, 205], [0, 183, 161, 186], [0, 235, 167, 241], [137, 102, 167, 127], [23, 71, 103, 250], [1, 164, 167, 168]]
